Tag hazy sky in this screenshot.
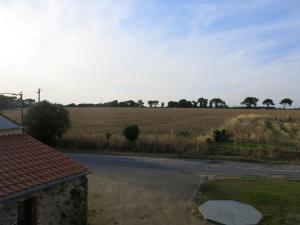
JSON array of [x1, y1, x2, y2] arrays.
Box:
[[0, 0, 299, 106]]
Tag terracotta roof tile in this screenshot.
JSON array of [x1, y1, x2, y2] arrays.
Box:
[[0, 134, 88, 201]]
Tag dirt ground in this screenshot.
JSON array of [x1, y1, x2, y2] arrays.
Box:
[[88, 173, 204, 225]]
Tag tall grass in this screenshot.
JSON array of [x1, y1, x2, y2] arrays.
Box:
[[60, 133, 209, 156], [220, 114, 300, 159], [223, 114, 300, 146]]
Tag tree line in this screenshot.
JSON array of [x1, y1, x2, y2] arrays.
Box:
[[65, 98, 224, 108], [0, 94, 295, 110], [167, 98, 226, 108], [66, 97, 294, 109], [0, 95, 35, 110], [241, 97, 293, 109]]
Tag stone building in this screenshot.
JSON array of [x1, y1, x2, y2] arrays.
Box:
[[0, 114, 88, 225]]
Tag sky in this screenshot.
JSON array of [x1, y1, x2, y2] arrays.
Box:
[[0, 0, 299, 106]]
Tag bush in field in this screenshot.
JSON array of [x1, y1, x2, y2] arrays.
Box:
[[123, 125, 140, 143], [24, 101, 70, 145], [103, 132, 112, 148], [105, 132, 112, 141], [177, 131, 191, 137], [213, 129, 230, 142]]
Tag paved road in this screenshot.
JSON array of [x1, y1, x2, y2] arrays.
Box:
[[67, 153, 300, 179], [66, 153, 300, 225]]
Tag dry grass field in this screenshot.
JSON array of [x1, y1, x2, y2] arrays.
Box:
[[65, 107, 300, 136], [58, 108, 300, 159], [4, 107, 300, 160]]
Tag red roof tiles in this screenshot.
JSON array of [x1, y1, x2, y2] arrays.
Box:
[[0, 134, 88, 201]]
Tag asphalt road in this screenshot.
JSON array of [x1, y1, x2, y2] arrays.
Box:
[[66, 153, 300, 225], [67, 153, 300, 180]]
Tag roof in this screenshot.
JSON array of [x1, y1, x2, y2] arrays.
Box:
[[199, 200, 262, 225], [0, 134, 88, 202], [0, 114, 21, 130]]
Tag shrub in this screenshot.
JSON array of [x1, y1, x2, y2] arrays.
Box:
[[176, 131, 191, 137], [213, 129, 230, 142], [105, 132, 112, 141], [123, 125, 140, 143], [24, 101, 70, 145]]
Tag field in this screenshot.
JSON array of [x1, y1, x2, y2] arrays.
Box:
[[196, 177, 300, 225], [64, 107, 300, 136], [4, 107, 300, 160]]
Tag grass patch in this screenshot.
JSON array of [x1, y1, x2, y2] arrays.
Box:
[[209, 142, 300, 161], [196, 177, 300, 225]]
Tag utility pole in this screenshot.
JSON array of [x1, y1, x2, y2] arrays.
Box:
[[37, 88, 41, 103], [19, 92, 23, 126]]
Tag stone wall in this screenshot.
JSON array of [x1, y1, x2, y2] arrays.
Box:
[[0, 176, 88, 225], [0, 202, 18, 225]]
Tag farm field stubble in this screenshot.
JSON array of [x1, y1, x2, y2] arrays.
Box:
[[64, 107, 300, 137], [6, 107, 300, 137]]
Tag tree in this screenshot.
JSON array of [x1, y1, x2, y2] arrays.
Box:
[[198, 98, 208, 108], [123, 125, 140, 143], [105, 100, 119, 107], [241, 97, 259, 108], [262, 99, 275, 108], [153, 100, 159, 107], [66, 103, 77, 107], [77, 103, 96, 107], [0, 95, 18, 110], [167, 101, 179, 108], [137, 100, 144, 107], [209, 98, 226, 108], [280, 98, 293, 109], [125, 100, 138, 107], [178, 99, 193, 108], [24, 98, 35, 106], [192, 101, 198, 108], [161, 102, 165, 107], [24, 101, 70, 145], [148, 100, 154, 107], [148, 100, 159, 107]]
